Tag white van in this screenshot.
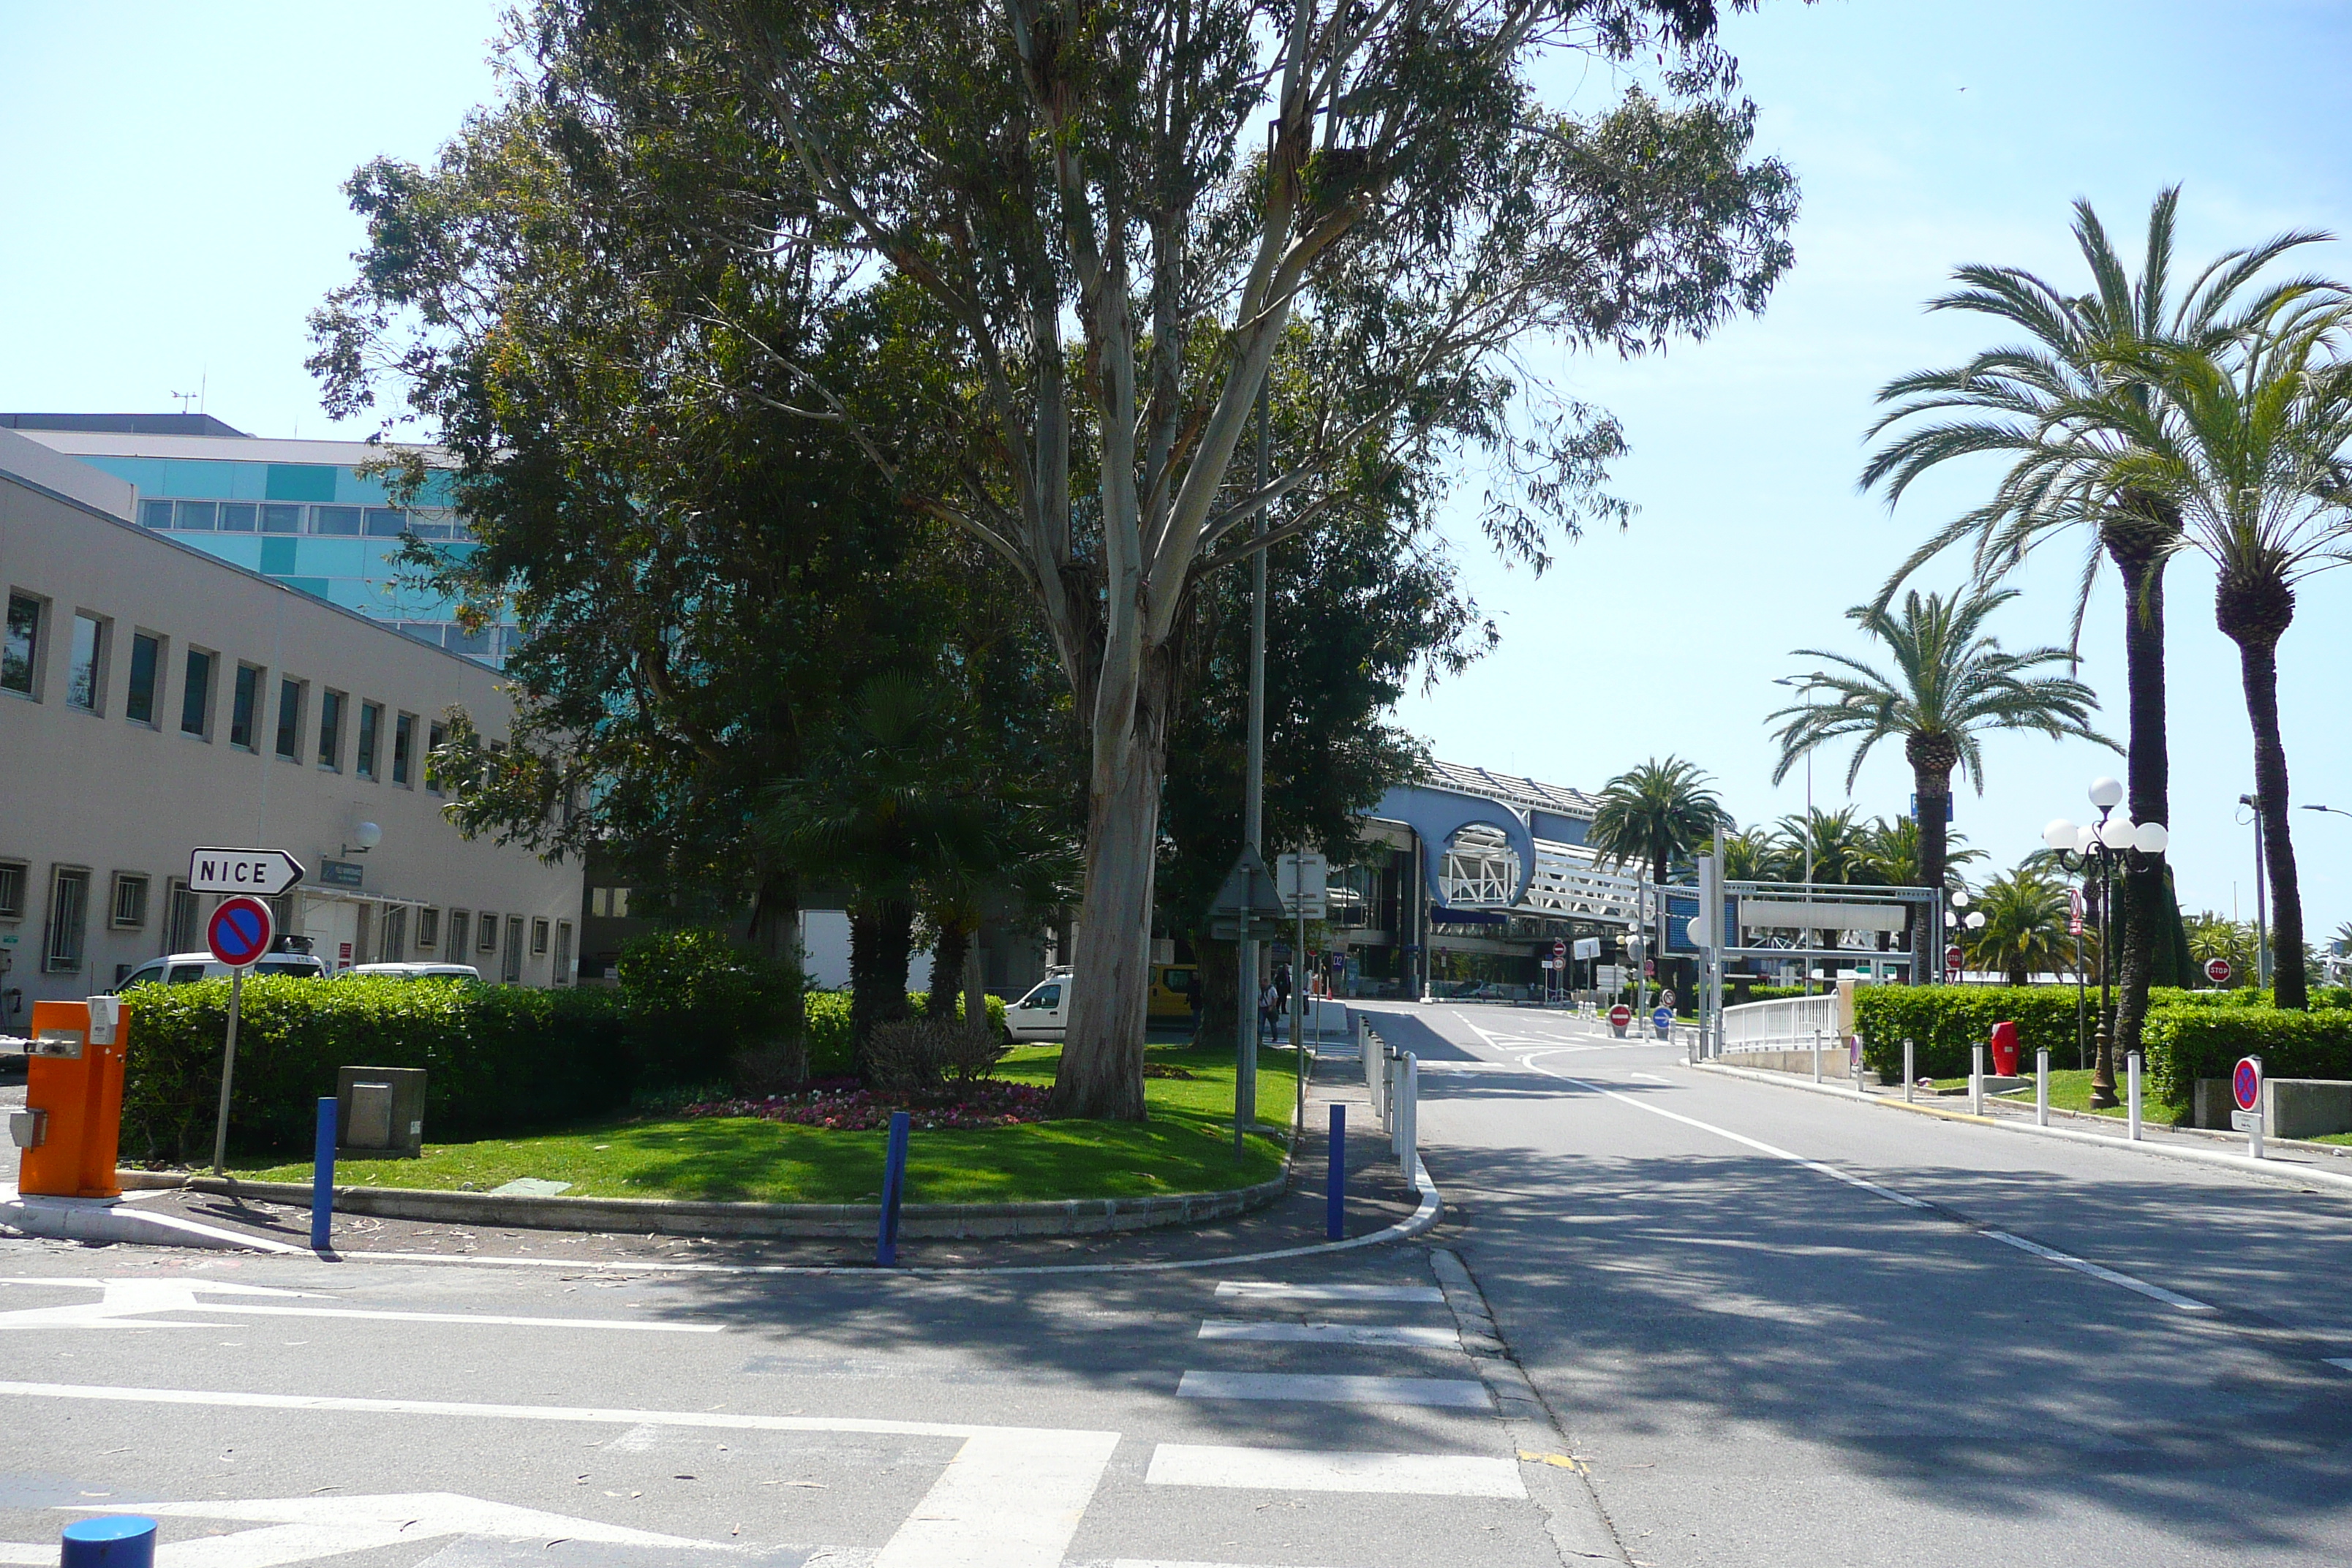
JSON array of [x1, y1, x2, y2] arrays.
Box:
[[116, 950, 330, 989], [344, 962, 483, 984], [1005, 976, 1070, 1040]]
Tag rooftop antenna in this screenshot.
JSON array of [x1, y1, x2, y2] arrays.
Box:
[[170, 391, 199, 412]]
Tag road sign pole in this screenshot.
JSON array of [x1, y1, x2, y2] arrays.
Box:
[[211, 967, 242, 1176]]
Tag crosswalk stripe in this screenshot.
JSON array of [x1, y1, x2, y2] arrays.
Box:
[[1145, 1443, 1525, 1497], [1177, 1371, 1490, 1408], [1196, 1318, 1458, 1348], [1214, 1281, 1444, 1303]]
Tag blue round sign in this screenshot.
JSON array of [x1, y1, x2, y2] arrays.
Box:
[[1652, 1007, 1674, 1028], [206, 896, 275, 968], [2233, 1056, 2261, 1113]]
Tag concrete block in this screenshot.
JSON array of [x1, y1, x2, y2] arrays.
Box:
[[2266, 1079, 2352, 1140], [2193, 1079, 2234, 1130]]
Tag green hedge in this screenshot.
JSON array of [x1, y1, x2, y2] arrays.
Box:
[[2144, 1004, 2352, 1108], [804, 990, 1011, 1078], [121, 977, 700, 1164], [1852, 987, 2089, 1080]]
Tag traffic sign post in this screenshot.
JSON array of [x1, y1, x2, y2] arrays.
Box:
[[1945, 944, 1964, 979], [1651, 1005, 1674, 1039], [2232, 1055, 2264, 1158], [203, 894, 278, 1176], [187, 848, 306, 897], [2205, 957, 2234, 987]]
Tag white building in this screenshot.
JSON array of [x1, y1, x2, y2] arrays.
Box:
[[0, 428, 581, 1021]]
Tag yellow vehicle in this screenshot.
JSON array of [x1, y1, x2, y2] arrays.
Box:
[[1148, 963, 1198, 1020]]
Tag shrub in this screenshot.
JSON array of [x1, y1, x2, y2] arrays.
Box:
[[616, 929, 802, 1049], [2142, 1003, 2352, 1109], [864, 1016, 1008, 1096], [804, 988, 1011, 1078], [1852, 986, 2089, 1080]]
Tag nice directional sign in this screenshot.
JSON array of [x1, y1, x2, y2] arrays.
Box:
[[206, 896, 276, 968], [189, 847, 306, 897]]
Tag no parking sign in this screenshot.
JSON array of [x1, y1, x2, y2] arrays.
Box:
[[206, 897, 274, 968]]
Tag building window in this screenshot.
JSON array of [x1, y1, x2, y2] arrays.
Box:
[[139, 499, 173, 529], [553, 919, 573, 985], [590, 886, 631, 919], [44, 867, 90, 973], [317, 688, 345, 769], [477, 913, 499, 954], [276, 679, 306, 760], [426, 720, 447, 794], [503, 916, 524, 983], [174, 500, 217, 531], [260, 502, 304, 534], [230, 664, 263, 750], [356, 701, 382, 780], [313, 505, 361, 536], [109, 872, 148, 930], [180, 649, 215, 738], [363, 508, 407, 537], [125, 632, 162, 725], [3, 591, 42, 697], [164, 878, 199, 952], [67, 612, 105, 712], [530, 917, 550, 956], [416, 907, 440, 950], [392, 713, 416, 786], [0, 860, 26, 921], [381, 905, 407, 963], [217, 502, 257, 532], [445, 910, 470, 958]]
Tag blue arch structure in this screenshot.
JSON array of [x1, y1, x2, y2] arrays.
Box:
[[1373, 783, 1538, 912]]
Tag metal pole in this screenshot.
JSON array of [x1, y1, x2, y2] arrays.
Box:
[[2250, 798, 2271, 988], [2035, 1047, 2050, 1127], [2248, 1055, 2265, 1160], [1903, 1038, 1914, 1104], [310, 1096, 337, 1253], [1812, 1026, 1822, 1085], [2127, 1050, 2142, 1141], [1294, 898, 1307, 1138], [1237, 374, 1272, 1139], [876, 1109, 911, 1267], [1326, 1103, 1346, 1240], [210, 966, 244, 1175]]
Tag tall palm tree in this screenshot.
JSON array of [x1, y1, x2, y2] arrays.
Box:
[[1588, 758, 1733, 892], [1860, 815, 1983, 891], [2101, 300, 2352, 1009], [1770, 585, 2112, 983], [1967, 867, 2075, 987], [1763, 807, 1877, 886], [1860, 189, 2325, 1077]]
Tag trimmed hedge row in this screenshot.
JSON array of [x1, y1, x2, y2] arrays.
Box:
[[1850, 984, 2352, 1107]]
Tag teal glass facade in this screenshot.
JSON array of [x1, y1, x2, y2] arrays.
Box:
[[74, 454, 517, 666]]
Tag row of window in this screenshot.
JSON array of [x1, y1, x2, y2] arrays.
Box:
[[137, 498, 473, 543], [3, 588, 447, 786], [0, 857, 571, 984]]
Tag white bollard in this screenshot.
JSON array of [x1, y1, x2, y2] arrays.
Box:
[[1971, 1045, 1983, 1117], [2127, 1051, 2142, 1142], [1903, 1038, 1915, 1104], [1812, 1028, 1823, 1085], [1399, 1053, 1419, 1177], [2035, 1047, 2050, 1126]]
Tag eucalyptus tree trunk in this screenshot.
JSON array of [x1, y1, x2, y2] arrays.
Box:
[[2219, 573, 2307, 1009], [2104, 509, 2174, 1104]]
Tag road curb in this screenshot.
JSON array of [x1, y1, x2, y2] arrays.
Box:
[[0, 1190, 305, 1254], [1686, 1059, 2352, 1196]]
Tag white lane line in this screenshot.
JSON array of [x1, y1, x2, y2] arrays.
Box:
[[872, 1426, 1120, 1568], [2325, 1358, 2352, 1373], [1980, 1232, 2212, 1311], [0, 1278, 720, 1333], [1460, 1019, 2220, 1317], [1628, 1071, 1671, 1085], [1196, 1318, 1459, 1348], [1145, 1443, 1525, 1497], [1215, 1281, 1444, 1303], [0, 1548, 49, 1566], [1177, 1371, 1491, 1409], [166, 1303, 724, 1333]]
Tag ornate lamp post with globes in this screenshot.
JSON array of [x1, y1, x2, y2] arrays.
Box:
[[2043, 777, 2169, 1109]]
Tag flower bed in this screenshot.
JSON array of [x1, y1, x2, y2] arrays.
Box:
[[684, 1079, 1053, 1132]]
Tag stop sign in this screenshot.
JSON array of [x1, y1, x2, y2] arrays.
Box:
[[1945, 944, 1964, 973], [2206, 957, 2234, 985]]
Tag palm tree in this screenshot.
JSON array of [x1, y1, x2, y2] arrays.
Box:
[[1763, 807, 1877, 886], [1861, 189, 2326, 1075], [2186, 911, 2258, 987], [1967, 868, 2075, 987], [1860, 815, 1984, 891], [1588, 758, 1733, 892], [1770, 585, 2113, 908], [2100, 300, 2352, 1009]]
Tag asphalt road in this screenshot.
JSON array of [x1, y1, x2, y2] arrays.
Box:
[[1, 1003, 2348, 1565]]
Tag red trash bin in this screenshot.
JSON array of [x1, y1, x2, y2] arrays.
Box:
[[1989, 1019, 2020, 1077]]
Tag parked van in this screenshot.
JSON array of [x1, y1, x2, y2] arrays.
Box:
[[1005, 975, 1069, 1040], [1147, 963, 1196, 1020], [115, 950, 330, 989]]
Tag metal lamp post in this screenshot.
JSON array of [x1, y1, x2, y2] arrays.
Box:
[[2044, 776, 2168, 1109], [1773, 676, 1816, 994]]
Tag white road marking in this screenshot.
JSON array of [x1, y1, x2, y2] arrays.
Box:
[[2325, 1358, 2352, 1373], [0, 1278, 721, 1333], [1145, 1443, 1524, 1497], [1196, 1318, 1458, 1347], [1215, 1281, 1444, 1303], [0, 1382, 1115, 1568], [1453, 1018, 2223, 1317], [1177, 1371, 1490, 1409], [1411, 1060, 1530, 1074], [50, 1491, 714, 1567], [1628, 1071, 1671, 1084], [872, 1425, 1119, 1568]]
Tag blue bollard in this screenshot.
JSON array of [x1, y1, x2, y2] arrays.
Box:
[[1326, 1103, 1346, 1240], [311, 1096, 338, 1252], [876, 1110, 911, 1267], [62, 1515, 157, 1566]]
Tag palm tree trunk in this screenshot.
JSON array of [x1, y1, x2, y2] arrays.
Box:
[[2220, 574, 2306, 1008], [2106, 528, 2171, 1107], [848, 899, 916, 1077], [927, 917, 972, 1027], [1905, 736, 1956, 987]]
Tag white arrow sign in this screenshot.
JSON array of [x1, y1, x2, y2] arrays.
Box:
[[42, 1492, 725, 1567], [187, 847, 306, 897]]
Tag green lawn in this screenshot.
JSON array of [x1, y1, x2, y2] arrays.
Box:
[[231, 1042, 1300, 1205], [1921, 1068, 2187, 1126]]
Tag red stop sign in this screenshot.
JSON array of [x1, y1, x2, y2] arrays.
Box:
[[2205, 957, 2233, 985]]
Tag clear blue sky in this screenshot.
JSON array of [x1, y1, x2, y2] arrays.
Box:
[[4, 1, 2347, 940]]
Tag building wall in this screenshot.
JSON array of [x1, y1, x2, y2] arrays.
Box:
[[0, 431, 578, 1019]]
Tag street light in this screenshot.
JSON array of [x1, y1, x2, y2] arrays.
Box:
[[2043, 779, 2167, 1109], [1773, 676, 1817, 994]]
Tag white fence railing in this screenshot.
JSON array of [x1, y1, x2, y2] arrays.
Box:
[[1719, 994, 1839, 1053]]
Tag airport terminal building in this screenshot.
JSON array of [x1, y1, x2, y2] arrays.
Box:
[[0, 427, 580, 1022]]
